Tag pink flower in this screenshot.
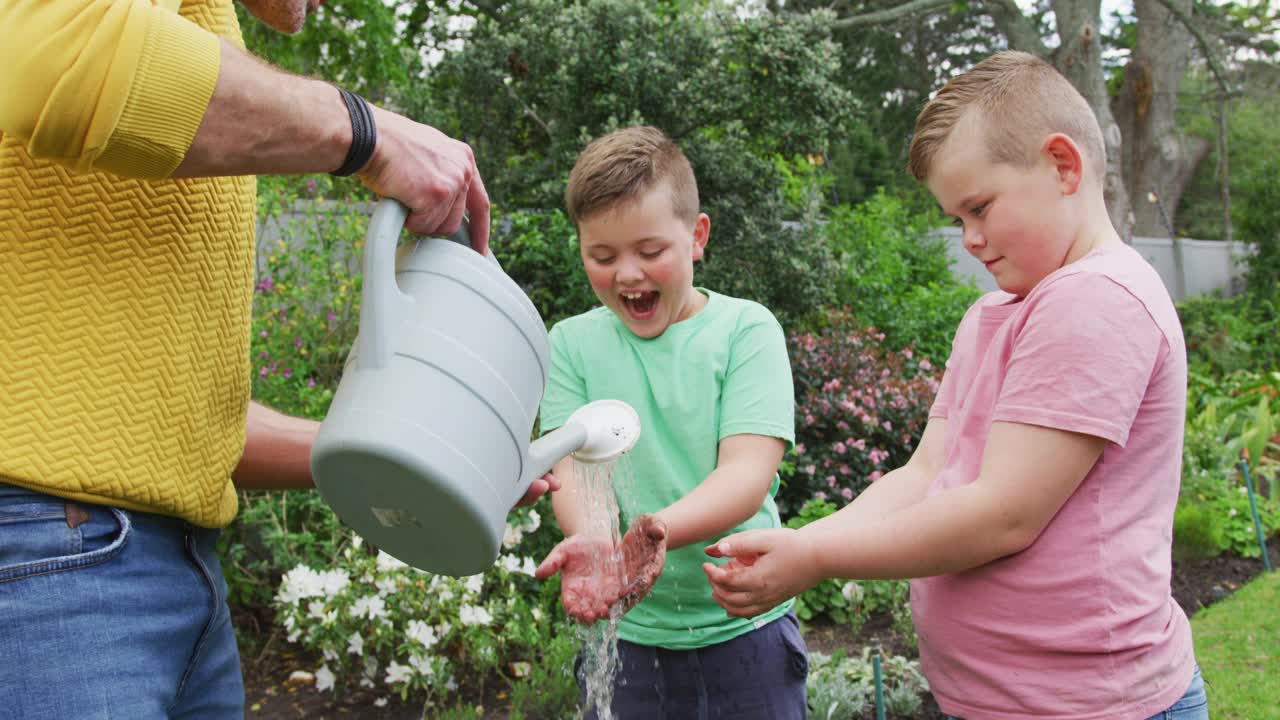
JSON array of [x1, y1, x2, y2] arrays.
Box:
[[920, 359, 933, 371], [826, 476, 837, 488], [795, 443, 806, 454], [804, 464, 816, 476], [883, 421, 892, 431], [851, 438, 866, 451], [839, 464, 852, 476], [841, 488, 854, 501], [815, 491, 827, 500], [308, 378, 317, 388], [833, 441, 847, 455], [259, 366, 268, 377], [868, 471, 883, 482]]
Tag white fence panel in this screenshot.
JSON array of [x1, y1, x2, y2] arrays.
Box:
[[935, 227, 1252, 301]]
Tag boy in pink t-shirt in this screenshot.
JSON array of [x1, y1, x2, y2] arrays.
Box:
[[703, 51, 1202, 720]]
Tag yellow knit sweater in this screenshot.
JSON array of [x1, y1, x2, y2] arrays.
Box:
[[0, 0, 255, 527]]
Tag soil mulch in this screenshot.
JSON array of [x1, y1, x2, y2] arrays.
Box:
[[242, 545, 1279, 719]]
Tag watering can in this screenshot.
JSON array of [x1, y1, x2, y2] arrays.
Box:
[[311, 199, 639, 576]]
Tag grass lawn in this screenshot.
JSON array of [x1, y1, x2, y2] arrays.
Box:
[[1193, 570, 1280, 719]]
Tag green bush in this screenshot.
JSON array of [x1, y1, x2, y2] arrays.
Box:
[[1178, 293, 1280, 378], [491, 209, 598, 327], [1172, 500, 1229, 561], [820, 192, 981, 364]]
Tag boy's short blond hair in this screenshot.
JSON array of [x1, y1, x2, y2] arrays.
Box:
[[565, 126, 699, 225], [908, 51, 1105, 184]]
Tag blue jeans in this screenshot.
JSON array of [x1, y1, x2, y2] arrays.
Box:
[[944, 663, 1209, 720], [581, 611, 810, 719], [0, 483, 243, 719]]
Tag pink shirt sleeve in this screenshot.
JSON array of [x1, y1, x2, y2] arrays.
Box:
[[993, 272, 1167, 447]]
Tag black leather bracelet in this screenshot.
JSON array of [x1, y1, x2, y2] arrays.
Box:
[[331, 88, 376, 177]]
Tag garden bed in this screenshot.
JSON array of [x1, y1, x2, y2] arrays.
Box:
[[241, 544, 1278, 719]]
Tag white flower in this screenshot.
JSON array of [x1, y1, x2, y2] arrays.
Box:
[[1238, 486, 1249, 494], [350, 595, 389, 621], [500, 555, 521, 573], [375, 577, 399, 596], [445, 676, 459, 692], [1229, 508, 1239, 517], [307, 600, 328, 620], [276, 566, 350, 605], [322, 648, 338, 663], [523, 509, 541, 532], [464, 574, 485, 595], [385, 660, 412, 685], [520, 557, 538, 576], [438, 621, 452, 637], [532, 608, 543, 622], [360, 677, 375, 689], [841, 581, 864, 605], [460, 604, 493, 627], [315, 665, 335, 693], [377, 550, 409, 572], [439, 588, 454, 602], [406, 620, 439, 649], [503, 523, 523, 549], [409, 654, 434, 677], [347, 632, 364, 656], [351, 534, 363, 549], [374, 698, 388, 707]]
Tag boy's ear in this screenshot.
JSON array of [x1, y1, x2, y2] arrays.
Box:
[[1042, 133, 1084, 196], [691, 213, 710, 261]]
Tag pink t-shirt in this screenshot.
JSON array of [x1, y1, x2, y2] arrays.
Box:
[[912, 244, 1194, 720]]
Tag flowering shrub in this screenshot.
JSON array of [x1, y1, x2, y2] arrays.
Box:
[[272, 507, 575, 708], [780, 311, 941, 515]]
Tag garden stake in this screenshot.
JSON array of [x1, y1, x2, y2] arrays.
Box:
[[1238, 452, 1272, 573], [873, 645, 886, 720]]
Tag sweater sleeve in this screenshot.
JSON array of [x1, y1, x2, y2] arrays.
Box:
[[0, 0, 220, 178]]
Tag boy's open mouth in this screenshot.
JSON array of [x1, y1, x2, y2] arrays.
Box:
[[620, 290, 660, 319]]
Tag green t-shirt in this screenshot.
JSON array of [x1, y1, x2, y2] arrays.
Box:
[[540, 289, 796, 650]]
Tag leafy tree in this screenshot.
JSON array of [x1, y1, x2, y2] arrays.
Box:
[[422, 0, 856, 324]]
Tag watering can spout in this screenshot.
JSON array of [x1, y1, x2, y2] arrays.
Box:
[[521, 423, 588, 502]]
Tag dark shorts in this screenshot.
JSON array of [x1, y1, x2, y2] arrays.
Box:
[[581, 610, 809, 720]]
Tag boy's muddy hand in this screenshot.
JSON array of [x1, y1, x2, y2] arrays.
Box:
[[617, 514, 667, 612], [535, 534, 623, 623], [702, 528, 822, 618]]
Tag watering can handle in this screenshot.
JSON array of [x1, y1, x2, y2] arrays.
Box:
[[358, 199, 412, 370]]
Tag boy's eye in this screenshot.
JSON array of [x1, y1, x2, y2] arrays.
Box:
[[592, 256, 616, 265], [950, 216, 964, 227], [971, 201, 990, 217], [640, 248, 665, 259]]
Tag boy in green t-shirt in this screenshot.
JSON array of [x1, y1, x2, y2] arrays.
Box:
[[534, 126, 806, 718]]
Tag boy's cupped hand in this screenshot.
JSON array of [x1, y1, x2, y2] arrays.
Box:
[[703, 528, 822, 619], [535, 514, 667, 624]]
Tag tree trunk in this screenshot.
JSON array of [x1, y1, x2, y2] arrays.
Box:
[[1051, 0, 1134, 240], [1115, 0, 1206, 239]]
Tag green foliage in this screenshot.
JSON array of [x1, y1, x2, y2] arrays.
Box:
[[806, 649, 931, 720], [426, 0, 849, 325], [1177, 293, 1280, 377], [251, 175, 374, 419], [491, 209, 598, 326], [1173, 499, 1229, 560], [1179, 371, 1280, 558], [821, 192, 982, 364], [506, 629, 579, 720], [237, 0, 419, 102]]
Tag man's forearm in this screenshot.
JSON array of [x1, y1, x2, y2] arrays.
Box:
[[233, 401, 320, 490], [173, 39, 350, 177]]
